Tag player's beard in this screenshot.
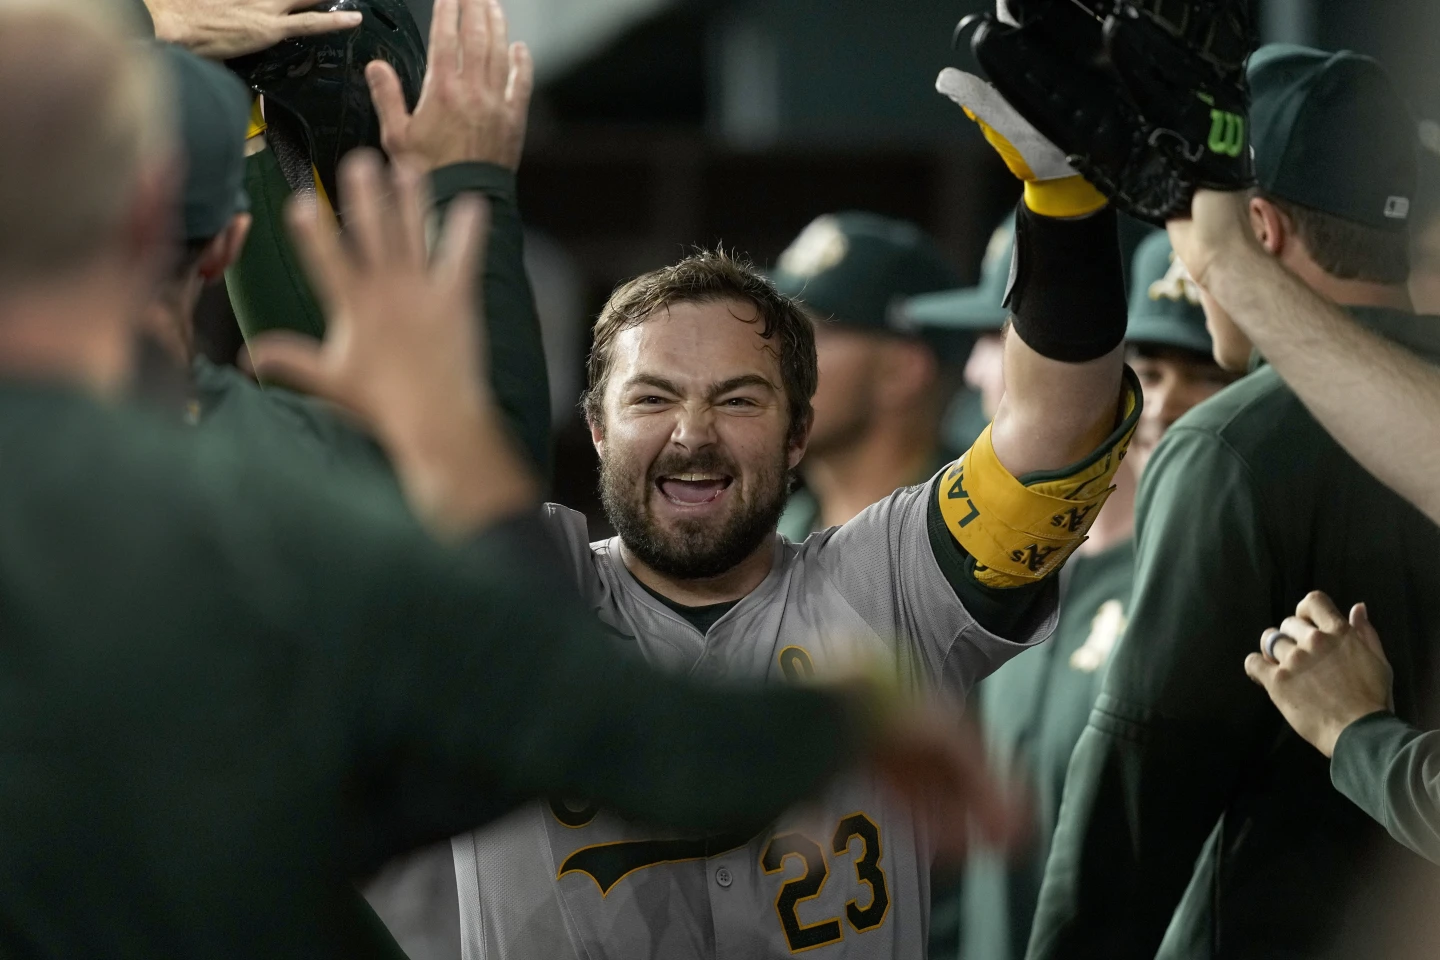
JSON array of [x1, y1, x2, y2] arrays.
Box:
[[599, 443, 792, 580]]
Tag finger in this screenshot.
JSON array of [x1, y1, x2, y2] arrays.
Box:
[[366, 61, 411, 154], [460, 0, 490, 82], [1279, 616, 1324, 652], [1350, 603, 1387, 659], [1244, 652, 1278, 688], [337, 150, 390, 268], [248, 331, 330, 398], [486, 0, 510, 93], [391, 163, 430, 268], [276, 9, 364, 41], [429, 0, 462, 78], [1296, 591, 1347, 634], [285, 195, 346, 310], [1260, 628, 1295, 663], [506, 41, 534, 110], [434, 193, 491, 297]]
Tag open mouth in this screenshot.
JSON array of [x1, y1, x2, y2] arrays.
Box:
[[656, 472, 734, 506]]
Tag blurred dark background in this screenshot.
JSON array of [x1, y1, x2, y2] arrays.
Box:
[[204, 0, 1440, 526]]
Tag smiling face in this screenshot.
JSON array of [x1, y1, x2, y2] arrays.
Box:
[[591, 299, 808, 580], [1128, 344, 1238, 475]]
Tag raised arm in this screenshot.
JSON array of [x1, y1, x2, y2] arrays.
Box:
[[1169, 189, 1440, 526], [928, 71, 1137, 600], [367, 0, 551, 476]]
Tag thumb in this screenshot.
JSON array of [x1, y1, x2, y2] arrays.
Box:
[[1350, 603, 1386, 659], [1244, 652, 1278, 689], [248, 331, 332, 399], [366, 61, 412, 153]]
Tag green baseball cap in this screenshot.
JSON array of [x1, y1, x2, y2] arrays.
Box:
[[895, 214, 1015, 333], [771, 212, 960, 333], [158, 44, 250, 241], [1248, 44, 1417, 232], [1125, 231, 1213, 356]]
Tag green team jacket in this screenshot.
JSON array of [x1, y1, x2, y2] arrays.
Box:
[[1331, 711, 1440, 866], [958, 542, 1134, 960], [1027, 308, 1440, 960], [0, 382, 865, 958]]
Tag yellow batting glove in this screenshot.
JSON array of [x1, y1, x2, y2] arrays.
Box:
[[937, 68, 1106, 219]]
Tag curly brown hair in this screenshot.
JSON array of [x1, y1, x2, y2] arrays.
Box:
[[582, 249, 819, 447]]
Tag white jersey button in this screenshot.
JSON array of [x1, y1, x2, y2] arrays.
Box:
[[715, 867, 733, 888]]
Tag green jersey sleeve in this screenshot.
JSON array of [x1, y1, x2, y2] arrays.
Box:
[[1331, 711, 1440, 866], [1026, 424, 1284, 960]]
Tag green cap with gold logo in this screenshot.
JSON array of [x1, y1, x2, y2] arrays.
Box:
[[894, 214, 1015, 333], [770, 212, 960, 333], [1248, 44, 1417, 232], [1125, 231, 1213, 356]]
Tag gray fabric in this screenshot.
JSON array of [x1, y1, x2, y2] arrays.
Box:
[[453, 487, 1059, 960]]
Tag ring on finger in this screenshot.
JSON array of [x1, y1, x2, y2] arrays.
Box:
[[1263, 629, 1294, 662]]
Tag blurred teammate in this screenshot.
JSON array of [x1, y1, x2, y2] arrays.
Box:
[[0, 5, 1014, 956], [449, 55, 1141, 957], [1029, 46, 1440, 960], [948, 232, 1235, 960], [768, 212, 961, 538], [904, 214, 1015, 438]]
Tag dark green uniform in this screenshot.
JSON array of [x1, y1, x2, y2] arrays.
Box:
[[1331, 713, 1440, 866], [962, 542, 1134, 960], [0, 383, 867, 958], [1027, 308, 1440, 960]]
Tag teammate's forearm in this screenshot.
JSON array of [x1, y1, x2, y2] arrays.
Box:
[[432, 163, 552, 480], [1207, 243, 1440, 525]]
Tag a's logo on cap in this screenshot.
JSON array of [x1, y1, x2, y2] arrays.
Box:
[[1149, 253, 1202, 305], [1385, 196, 1412, 220], [778, 216, 849, 279]]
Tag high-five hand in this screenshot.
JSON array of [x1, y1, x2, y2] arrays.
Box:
[[367, 0, 534, 174], [249, 150, 534, 535], [146, 0, 362, 60]]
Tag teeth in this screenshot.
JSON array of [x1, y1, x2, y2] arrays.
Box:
[[673, 473, 723, 482]]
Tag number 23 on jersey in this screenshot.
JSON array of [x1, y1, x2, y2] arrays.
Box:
[[762, 812, 890, 953]]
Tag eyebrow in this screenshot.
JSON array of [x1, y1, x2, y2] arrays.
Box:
[[623, 373, 779, 400]]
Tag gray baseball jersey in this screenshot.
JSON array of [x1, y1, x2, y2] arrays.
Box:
[[453, 479, 1058, 959]]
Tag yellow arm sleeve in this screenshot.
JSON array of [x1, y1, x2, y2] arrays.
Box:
[[937, 368, 1141, 588]]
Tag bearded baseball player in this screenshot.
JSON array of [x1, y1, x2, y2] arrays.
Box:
[[445, 37, 1142, 960]]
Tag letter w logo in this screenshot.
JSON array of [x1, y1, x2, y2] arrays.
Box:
[[1208, 110, 1245, 158]]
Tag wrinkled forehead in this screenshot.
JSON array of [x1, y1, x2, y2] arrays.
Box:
[[605, 299, 784, 395]]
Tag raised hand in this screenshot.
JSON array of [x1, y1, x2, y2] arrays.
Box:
[[1165, 187, 1258, 290], [1244, 591, 1396, 758], [147, 0, 362, 60], [367, 0, 534, 175], [249, 150, 534, 533]]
